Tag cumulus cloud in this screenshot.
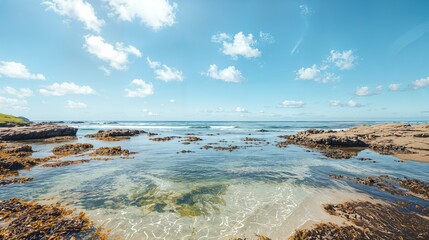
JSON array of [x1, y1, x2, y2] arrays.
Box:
[[66, 100, 87, 109], [296, 49, 356, 83], [0, 61, 45, 80], [43, 0, 104, 32], [0, 96, 28, 111], [295, 64, 338, 83], [329, 100, 341, 107], [40, 82, 96, 96], [146, 57, 183, 82], [235, 107, 247, 113], [355, 86, 371, 96], [330, 99, 363, 108], [105, 0, 177, 30], [84, 35, 141, 70], [1, 87, 33, 98], [169, 99, 175, 103], [280, 100, 305, 108], [125, 79, 154, 97], [212, 32, 261, 59], [205, 64, 244, 83], [411, 77, 429, 89], [328, 50, 357, 70], [388, 83, 400, 91]]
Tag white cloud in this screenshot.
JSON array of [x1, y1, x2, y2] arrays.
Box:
[[347, 100, 359, 108], [235, 107, 247, 113], [330, 100, 341, 107], [105, 0, 177, 30], [205, 64, 244, 83], [211, 33, 230, 43], [295, 64, 338, 83], [295, 49, 356, 83], [328, 50, 357, 70], [376, 85, 383, 94], [84, 35, 141, 70], [388, 83, 400, 91], [280, 100, 305, 108], [330, 100, 363, 108], [296, 65, 320, 80], [0, 61, 45, 80], [0, 96, 28, 111], [40, 82, 96, 96], [43, 0, 104, 32], [2, 87, 33, 98], [213, 32, 261, 59], [355, 86, 371, 96], [169, 99, 175, 103], [66, 100, 87, 109], [146, 57, 183, 82], [99, 66, 111, 76], [299, 4, 311, 15], [259, 31, 275, 44], [125, 79, 154, 97], [411, 77, 429, 89]]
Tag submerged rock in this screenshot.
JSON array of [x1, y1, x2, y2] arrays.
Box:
[[149, 136, 180, 142], [0, 124, 77, 141], [330, 174, 429, 200], [129, 183, 228, 217], [0, 177, 33, 186]]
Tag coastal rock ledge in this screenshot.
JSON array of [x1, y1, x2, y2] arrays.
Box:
[[0, 124, 77, 141], [280, 123, 429, 162]]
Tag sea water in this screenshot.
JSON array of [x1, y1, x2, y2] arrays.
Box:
[[1, 121, 428, 239]]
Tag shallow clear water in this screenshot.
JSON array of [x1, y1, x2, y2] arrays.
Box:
[[1, 121, 428, 239]]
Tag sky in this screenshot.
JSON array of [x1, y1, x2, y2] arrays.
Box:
[[0, 0, 428, 121]]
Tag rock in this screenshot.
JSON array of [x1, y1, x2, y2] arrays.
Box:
[[52, 143, 93, 155], [214, 145, 239, 152], [278, 123, 429, 162], [0, 143, 32, 156], [0, 124, 77, 141], [256, 129, 270, 132], [0, 177, 33, 186], [86, 129, 146, 141], [149, 136, 180, 142], [92, 146, 130, 156], [42, 136, 77, 143]]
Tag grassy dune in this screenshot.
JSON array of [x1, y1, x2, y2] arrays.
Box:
[[0, 113, 30, 126]]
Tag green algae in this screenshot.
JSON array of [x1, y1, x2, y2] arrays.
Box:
[[129, 183, 228, 217]]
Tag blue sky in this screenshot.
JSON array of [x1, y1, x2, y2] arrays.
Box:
[[0, 0, 428, 121]]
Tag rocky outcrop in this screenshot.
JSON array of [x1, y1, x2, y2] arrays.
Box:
[[92, 146, 130, 156], [85, 129, 146, 141], [278, 123, 429, 161], [0, 124, 77, 141], [52, 143, 93, 155]]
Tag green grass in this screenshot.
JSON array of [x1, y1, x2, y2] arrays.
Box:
[[0, 113, 30, 126]]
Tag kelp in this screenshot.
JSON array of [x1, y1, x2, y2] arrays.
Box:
[[0, 198, 109, 239]]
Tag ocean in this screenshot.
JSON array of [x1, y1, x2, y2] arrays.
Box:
[[1, 121, 428, 239]]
